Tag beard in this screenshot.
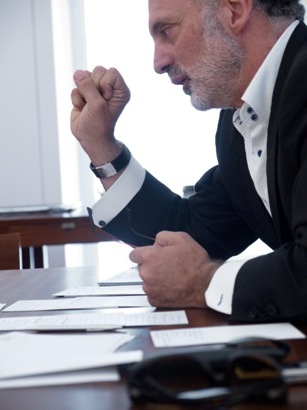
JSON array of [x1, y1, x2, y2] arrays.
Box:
[[169, 18, 245, 111]]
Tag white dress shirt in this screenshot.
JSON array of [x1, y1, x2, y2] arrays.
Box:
[[92, 21, 299, 315]]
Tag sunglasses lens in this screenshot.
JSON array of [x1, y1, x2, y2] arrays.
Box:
[[135, 356, 214, 390], [228, 355, 286, 402], [128, 355, 218, 404]]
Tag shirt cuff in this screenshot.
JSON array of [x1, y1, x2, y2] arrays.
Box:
[[205, 259, 247, 315], [91, 156, 146, 227]]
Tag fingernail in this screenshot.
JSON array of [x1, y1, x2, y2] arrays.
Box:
[[74, 70, 85, 81]]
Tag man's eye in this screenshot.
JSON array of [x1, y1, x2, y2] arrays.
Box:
[[160, 26, 171, 37]]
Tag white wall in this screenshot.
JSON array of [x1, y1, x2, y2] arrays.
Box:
[[0, 0, 62, 208], [0, 0, 69, 267]]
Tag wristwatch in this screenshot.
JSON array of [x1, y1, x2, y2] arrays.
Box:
[[89, 144, 131, 179]]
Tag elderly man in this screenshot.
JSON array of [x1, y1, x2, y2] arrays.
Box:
[[71, 0, 307, 322]]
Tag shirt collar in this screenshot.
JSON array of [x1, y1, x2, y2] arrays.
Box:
[[241, 20, 299, 126]]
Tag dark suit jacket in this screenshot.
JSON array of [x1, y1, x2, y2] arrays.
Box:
[[103, 22, 307, 322]]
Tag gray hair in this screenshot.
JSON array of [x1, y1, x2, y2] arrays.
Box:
[[192, 0, 305, 21], [254, 0, 305, 21]]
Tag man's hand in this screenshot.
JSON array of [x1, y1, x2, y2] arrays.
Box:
[[70, 66, 130, 165], [129, 231, 222, 308]]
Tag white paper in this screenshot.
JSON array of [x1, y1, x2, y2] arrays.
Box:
[[0, 310, 188, 331], [151, 322, 306, 348], [53, 285, 145, 297], [97, 266, 142, 286], [0, 366, 119, 389], [0, 331, 139, 379], [0, 304, 5, 311], [3, 295, 151, 312]]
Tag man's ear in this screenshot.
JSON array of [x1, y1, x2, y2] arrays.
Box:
[[219, 0, 253, 35]]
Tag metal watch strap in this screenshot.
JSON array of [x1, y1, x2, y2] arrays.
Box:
[[89, 144, 131, 179]]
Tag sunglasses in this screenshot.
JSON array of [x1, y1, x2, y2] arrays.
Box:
[[126, 339, 289, 408]]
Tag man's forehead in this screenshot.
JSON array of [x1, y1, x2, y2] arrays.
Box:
[[149, 0, 191, 14], [149, 0, 173, 13], [148, 0, 191, 23]]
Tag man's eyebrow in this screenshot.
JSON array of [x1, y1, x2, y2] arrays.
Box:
[[150, 21, 163, 36], [149, 14, 176, 35]]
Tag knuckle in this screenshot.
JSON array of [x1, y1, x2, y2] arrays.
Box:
[[146, 296, 155, 307]]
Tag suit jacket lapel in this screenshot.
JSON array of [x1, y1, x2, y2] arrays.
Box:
[[267, 22, 307, 241]]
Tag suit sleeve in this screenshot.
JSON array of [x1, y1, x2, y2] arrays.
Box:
[[103, 162, 257, 260]]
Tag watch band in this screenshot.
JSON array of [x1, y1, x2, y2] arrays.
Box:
[[90, 144, 131, 179]]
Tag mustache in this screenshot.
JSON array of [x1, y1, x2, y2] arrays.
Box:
[[168, 65, 187, 80]]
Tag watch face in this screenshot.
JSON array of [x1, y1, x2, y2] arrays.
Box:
[[90, 145, 131, 178], [93, 162, 117, 178]]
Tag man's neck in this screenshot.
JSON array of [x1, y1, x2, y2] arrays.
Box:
[[233, 12, 296, 108]]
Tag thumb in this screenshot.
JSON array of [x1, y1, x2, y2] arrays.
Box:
[[154, 230, 182, 247]]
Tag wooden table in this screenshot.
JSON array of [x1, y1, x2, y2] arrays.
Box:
[[0, 266, 307, 410], [0, 211, 114, 268]]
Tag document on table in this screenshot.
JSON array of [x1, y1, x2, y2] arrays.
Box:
[[0, 310, 188, 331], [0, 331, 142, 388], [150, 322, 306, 348], [97, 266, 143, 286], [53, 285, 145, 297], [0, 367, 120, 389], [3, 295, 151, 312]]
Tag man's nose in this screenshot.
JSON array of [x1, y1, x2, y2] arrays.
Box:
[[153, 45, 173, 74]]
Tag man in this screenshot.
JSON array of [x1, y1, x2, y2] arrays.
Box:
[[71, 0, 307, 322]]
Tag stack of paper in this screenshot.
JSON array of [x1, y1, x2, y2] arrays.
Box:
[[3, 295, 151, 312], [53, 284, 145, 297], [0, 331, 142, 388], [0, 310, 188, 331], [3, 266, 148, 312], [150, 323, 306, 348]]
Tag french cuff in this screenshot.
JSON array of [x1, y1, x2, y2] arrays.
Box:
[[91, 156, 146, 227], [205, 259, 247, 315]]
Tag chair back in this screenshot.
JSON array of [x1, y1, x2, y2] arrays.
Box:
[[0, 233, 21, 269]]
